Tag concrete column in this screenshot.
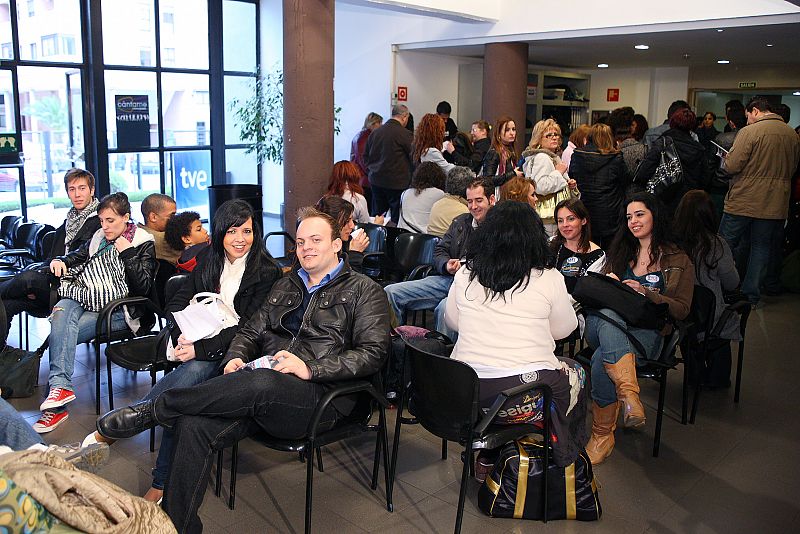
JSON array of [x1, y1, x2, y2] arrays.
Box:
[[482, 42, 528, 157], [282, 0, 334, 231]]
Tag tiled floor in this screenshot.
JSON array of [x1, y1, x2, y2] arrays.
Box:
[[7, 292, 800, 533]]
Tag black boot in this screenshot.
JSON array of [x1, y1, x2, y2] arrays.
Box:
[[97, 400, 158, 439]]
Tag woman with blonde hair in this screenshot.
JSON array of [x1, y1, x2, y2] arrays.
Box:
[[521, 119, 579, 235], [569, 123, 630, 248]]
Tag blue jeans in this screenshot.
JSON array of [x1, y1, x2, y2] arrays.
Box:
[[48, 298, 127, 391], [384, 275, 454, 338], [0, 398, 43, 450], [143, 359, 221, 490], [585, 309, 663, 407], [719, 213, 783, 304]]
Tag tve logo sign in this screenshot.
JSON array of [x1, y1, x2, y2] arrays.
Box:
[[174, 151, 211, 210]]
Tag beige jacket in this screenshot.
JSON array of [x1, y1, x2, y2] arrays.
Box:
[[0, 450, 176, 534], [427, 195, 469, 237], [723, 113, 800, 219]]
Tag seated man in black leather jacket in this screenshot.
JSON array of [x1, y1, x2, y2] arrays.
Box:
[[97, 207, 390, 533]]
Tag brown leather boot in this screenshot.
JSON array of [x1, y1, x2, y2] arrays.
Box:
[[604, 353, 646, 428], [586, 401, 619, 465]]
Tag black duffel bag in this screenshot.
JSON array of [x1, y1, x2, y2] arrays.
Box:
[[572, 271, 669, 331], [478, 437, 601, 521]]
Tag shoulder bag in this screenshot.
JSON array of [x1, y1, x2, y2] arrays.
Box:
[[572, 271, 669, 331], [478, 436, 601, 521], [644, 136, 683, 197]]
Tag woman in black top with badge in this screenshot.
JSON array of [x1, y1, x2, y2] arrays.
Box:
[[550, 198, 605, 292]]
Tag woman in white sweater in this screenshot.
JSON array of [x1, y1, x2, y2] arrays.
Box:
[[414, 113, 455, 175], [445, 200, 588, 473]]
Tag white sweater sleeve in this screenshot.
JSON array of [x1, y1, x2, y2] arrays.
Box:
[[548, 272, 579, 340], [525, 153, 568, 195], [422, 148, 455, 174]]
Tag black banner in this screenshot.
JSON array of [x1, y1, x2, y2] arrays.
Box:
[[115, 95, 150, 149]]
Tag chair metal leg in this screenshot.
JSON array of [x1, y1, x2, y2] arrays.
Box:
[[454, 442, 472, 534], [106, 357, 114, 411], [371, 418, 382, 490], [441, 439, 447, 460], [379, 408, 393, 512], [94, 340, 102, 415], [734, 338, 745, 404], [315, 447, 324, 472], [389, 382, 407, 478], [215, 449, 223, 497], [24, 313, 29, 351], [681, 355, 689, 425], [689, 382, 702, 425], [653, 370, 668, 457], [543, 415, 551, 523], [305, 441, 314, 534], [229, 441, 238, 510]]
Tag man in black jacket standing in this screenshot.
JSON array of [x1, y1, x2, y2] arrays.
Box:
[[0, 168, 100, 330], [363, 104, 413, 223], [97, 208, 390, 533]]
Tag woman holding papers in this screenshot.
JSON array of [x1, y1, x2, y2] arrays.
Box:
[[84, 199, 281, 503]]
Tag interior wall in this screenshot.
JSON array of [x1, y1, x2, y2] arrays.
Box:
[[649, 67, 691, 125], [581, 67, 653, 122], [689, 64, 800, 91]]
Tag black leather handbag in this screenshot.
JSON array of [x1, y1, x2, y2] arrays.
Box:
[[478, 437, 601, 521], [645, 136, 683, 197], [572, 271, 669, 331]]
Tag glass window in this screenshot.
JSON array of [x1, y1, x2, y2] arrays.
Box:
[[222, 1, 255, 72], [0, 43, 11, 60], [161, 73, 210, 147], [159, 0, 208, 70], [105, 70, 159, 150], [17, 66, 86, 228], [166, 149, 210, 220], [27, 0, 35, 18], [139, 48, 152, 66], [17, 0, 82, 62], [0, 71, 13, 133], [163, 47, 175, 67], [102, 0, 155, 66], [224, 75, 255, 144], [225, 148, 257, 184], [0, 167, 23, 222]]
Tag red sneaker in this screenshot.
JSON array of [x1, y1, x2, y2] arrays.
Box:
[[33, 411, 69, 434], [40, 388, 76, 411]]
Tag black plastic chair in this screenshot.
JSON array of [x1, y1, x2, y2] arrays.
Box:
[[385, 232, 440, 284], [687, 287, 750, 423], [0, 215, 22, 249], [576, 311, 686, 457], [264, 231, 296, 272], [0, 222, 47, 270], [215, 376, 393, 534], [392, 340, 553, 533], [103, 274, 187, 450], [354, 222, 387, 280]]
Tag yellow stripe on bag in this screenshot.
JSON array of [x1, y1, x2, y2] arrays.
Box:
[[485, 475, 500, 496], [565, 463, 576, 519], [514, 441, 529, 519]]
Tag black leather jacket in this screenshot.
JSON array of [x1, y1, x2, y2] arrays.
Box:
[[222, 263, 390, 385], [433, 212, 474, 275], [481, 148, 517, 187]]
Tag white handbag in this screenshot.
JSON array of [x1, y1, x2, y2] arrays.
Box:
[[168, 292, 240, 358]]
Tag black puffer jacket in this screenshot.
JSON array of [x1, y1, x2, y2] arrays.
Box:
[[451, 137, 490, 174], [636, 129, 711, 212], [570, 143, 630, 241], [223, 264, 390, 386], [165, 247, 281, 362], [480, 148, 517, 187]]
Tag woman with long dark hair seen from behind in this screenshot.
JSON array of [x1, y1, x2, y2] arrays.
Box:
[[445, 200, 588, 477], [584, 192, 694, 465], [674, 190, 740, 387], [480, 115, 523, 187], [398, 161, 446, 233], [86, 199, 281, 503]]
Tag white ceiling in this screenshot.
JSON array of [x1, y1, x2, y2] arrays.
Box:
[[409, 22, 800, 70]]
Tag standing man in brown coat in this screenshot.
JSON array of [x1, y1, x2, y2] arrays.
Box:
[[720, 96, 800, 306]]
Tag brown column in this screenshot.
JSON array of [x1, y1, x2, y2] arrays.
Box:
[[482, 42, 528, 157], [282, 0, 335, 231]]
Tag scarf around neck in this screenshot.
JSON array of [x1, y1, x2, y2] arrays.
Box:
[[64, 197, 99, 253]]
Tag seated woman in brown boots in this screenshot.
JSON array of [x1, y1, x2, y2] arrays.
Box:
[[584, 192, 693, 465]]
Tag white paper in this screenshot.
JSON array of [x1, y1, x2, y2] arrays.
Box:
[[172, 303, 225, 342]]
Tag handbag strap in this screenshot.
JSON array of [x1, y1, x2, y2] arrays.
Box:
[[398, 203, 424, 233], [583, 309, 650, 359]]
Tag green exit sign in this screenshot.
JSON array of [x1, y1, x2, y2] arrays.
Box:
[[0, 133, 19, 153], [738, 82, 757, 89]]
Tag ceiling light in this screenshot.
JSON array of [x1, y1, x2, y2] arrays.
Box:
[[717, 29, 724, 32], [634, 44, 649, 50], [597, 63, 609, 68], [717, 60, 730, 64], [794, 91, 800, 96], [766, 44, 774, 47]]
